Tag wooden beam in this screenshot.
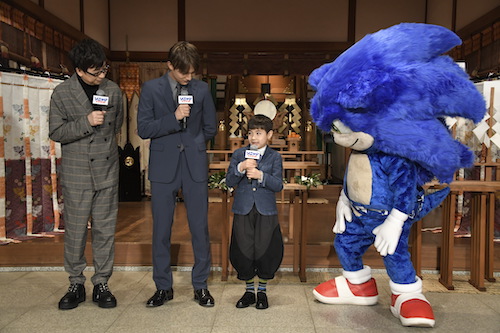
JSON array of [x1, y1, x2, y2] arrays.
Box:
[[108, 0, 111, 50], [178, 0, 185, 41], [109, 41, 350, 62], [80, 0, 84, 33], [188, 41, 350, 54], [456, 5, 500, 38], [348, 0, 356, 43], [424, 0, 428, 23], [3, 0, 87, 42], [109, 51, 168, 62], [451, 0, 457, 32]]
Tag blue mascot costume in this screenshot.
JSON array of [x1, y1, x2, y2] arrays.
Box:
[[309, 23, 486, 328]]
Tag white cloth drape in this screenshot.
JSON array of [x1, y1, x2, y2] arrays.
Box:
[[0, 72, 63, 243]]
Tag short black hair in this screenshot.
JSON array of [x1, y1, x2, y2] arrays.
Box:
[[248, 114, 273, 133], [167, 41, 200, 74], [68, 38, 106, 71]]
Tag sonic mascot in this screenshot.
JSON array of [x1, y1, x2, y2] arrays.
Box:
[[309, 23, 486, 328]]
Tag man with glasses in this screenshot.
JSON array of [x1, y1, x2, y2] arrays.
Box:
[[85, 64, 110, 77], [49, 38, 123, 310]]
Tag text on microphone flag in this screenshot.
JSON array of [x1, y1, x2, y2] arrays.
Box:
[[178, 95, 194, 104], [245, 150, 261, 160], [92, 95, 109, 105]]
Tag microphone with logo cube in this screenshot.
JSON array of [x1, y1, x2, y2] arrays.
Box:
[[178, 85, 193, 130], [244, 145, 261, 183], [92, 89, 109, 128]]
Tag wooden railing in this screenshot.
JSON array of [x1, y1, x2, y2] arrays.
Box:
[[207, 149, 324, 180]]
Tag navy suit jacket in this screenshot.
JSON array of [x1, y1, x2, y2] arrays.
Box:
[[137, 74, 217, 183], [226, 145, 283, 215]]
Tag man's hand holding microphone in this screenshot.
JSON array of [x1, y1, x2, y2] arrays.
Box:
[[175, 85, 193, 130], [88, 110, 106, 126], [175, 104, 190, 123], [88, 89, 108, 127]]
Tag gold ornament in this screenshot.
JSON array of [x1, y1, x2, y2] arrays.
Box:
[[124, 156, 134, 167]]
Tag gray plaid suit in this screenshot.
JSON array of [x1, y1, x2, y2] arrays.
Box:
[[49, 74, 123, 285]]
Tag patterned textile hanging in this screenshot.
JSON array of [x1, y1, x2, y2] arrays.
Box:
[[0, 71, 63, 244]]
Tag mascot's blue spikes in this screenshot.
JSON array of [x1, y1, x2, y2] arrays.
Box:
[[362, 23, 461, 64], [309, 23, 486, 184]]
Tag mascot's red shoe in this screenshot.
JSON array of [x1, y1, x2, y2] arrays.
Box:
[[390, 277, 435, 328], [313, 266, 378, 305]]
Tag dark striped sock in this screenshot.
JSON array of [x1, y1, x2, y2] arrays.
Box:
[[245, 279, 254, 292], [258, 279, 268, 293]]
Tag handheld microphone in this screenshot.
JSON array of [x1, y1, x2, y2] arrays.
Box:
[[178, 85, 193, 130], [92, 89, 108, 128], [244, 145, 260, 183], [92, 89, 109, 111]]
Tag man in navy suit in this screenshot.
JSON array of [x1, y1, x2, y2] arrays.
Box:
[[137, 41, 217, 307]]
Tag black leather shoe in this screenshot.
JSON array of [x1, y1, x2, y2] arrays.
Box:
[[58, 283, 86, 310], [236, 291, 256, 308], [146, 289, 174, 307], [194, 288, 215, 307], [92, 283, 117, 308], [256, 291, 268, 309]]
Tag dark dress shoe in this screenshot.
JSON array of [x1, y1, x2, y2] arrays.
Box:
[[58, 283, 86, 310], [92, 283, 117, 308], [236, 291, 256, 308], [194, 288, 215, 307], [146, 289, 174, 307], [256, 291, 268, 309]]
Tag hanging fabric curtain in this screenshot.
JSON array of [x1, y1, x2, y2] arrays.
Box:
[[0, 71, 63, 244]]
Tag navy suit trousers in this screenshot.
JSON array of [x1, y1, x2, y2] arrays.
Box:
[[151, 151, 211, 290]]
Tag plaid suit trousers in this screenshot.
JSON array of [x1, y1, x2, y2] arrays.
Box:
[[62, 185, 118, 285]]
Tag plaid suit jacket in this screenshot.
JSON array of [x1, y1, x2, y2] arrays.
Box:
[[49, 74, 124, 190]]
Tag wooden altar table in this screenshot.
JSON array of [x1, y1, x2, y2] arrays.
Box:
[[207, 149, 323, 162], [219, 189, 231, 281], [217, 183, 323, 282], [207, 150, 322, 178], [279, 150, 324, 161], [285, 183, 324, 282], [438, 181, 500, 291]]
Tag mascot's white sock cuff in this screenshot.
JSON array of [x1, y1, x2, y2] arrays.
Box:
[[390, 276, 422, 295], [343, 265, 371, 284]]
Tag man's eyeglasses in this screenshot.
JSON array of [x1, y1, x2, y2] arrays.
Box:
[[86, 65, 109, 77]]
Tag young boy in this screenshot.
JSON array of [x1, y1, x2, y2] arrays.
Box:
[[225, 114, 284, 309]]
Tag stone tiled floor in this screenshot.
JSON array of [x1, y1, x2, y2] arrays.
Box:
[[0, 268, 499, 332]]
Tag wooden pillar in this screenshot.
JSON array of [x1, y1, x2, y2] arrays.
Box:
[[220, 190, 229, 281], [439, 193, 456, 290]]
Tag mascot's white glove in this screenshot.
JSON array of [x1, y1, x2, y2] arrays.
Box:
[[372, 208, 408, 256], [333, 190, 353, 234]]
